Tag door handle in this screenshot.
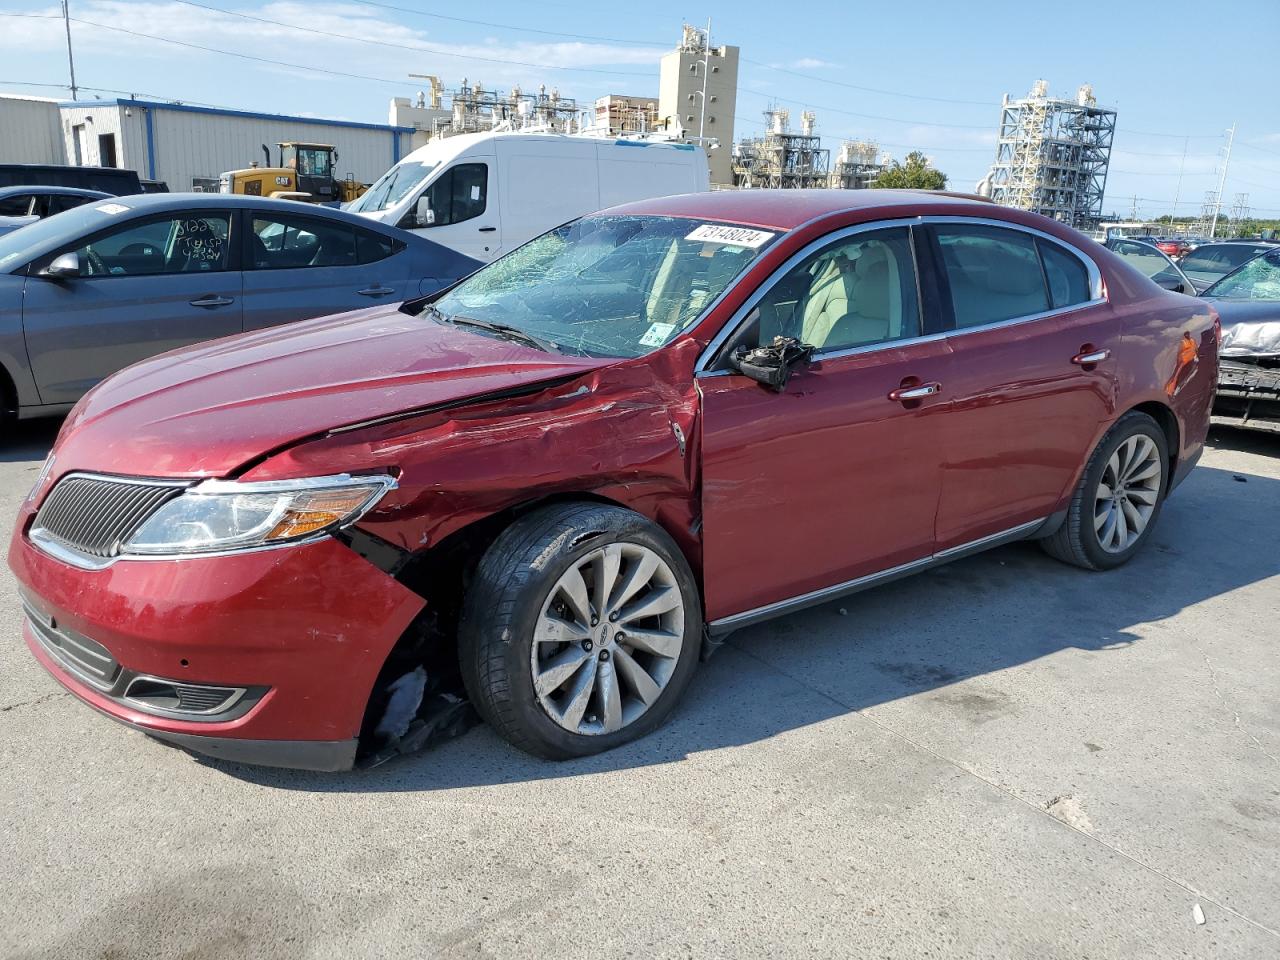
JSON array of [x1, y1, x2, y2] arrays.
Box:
[[189, 295, 234, 308], [1071, 348, 1111, 365], [477, 226, 497, 233], [357, 285, 396, 298], [888, 382, 941, 402]]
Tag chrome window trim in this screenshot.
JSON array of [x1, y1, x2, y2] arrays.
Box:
[[926, 215, 1104, 302], [28, 471, 396, 570], [694, 214, 1109, 377]]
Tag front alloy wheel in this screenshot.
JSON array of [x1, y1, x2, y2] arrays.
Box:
[[460, 503, 701, 759], [532, 543, 685, 736]]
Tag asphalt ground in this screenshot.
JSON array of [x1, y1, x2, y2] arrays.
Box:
[[1, 418, 1277, 959]]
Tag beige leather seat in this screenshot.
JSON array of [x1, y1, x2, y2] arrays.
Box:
[[799, 253, 856, 347], [801, 245, 894, 349]]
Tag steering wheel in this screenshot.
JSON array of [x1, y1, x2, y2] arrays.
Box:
[[85, 249, 108, 276]]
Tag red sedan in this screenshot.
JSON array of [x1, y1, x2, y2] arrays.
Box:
[[10, 190, 1219, 770]]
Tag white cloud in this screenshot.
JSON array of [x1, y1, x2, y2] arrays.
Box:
[[0, 1, 666, 99], [791, 57, 835, 70]]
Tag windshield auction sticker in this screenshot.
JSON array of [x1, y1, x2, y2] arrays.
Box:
[[685, 224, 774, 248], [639, 322, 676, 347]]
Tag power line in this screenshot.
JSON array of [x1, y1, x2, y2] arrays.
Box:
[[171, 0, 663, 68], [344, 0, 665, 46], [0, 11, 653, 80], [1237, 140, 1280, 160], [739, 57, 992, 107], [737, 87, 994, 131]]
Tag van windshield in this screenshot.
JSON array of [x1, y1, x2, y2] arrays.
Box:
[[348, 160, 437, 213], [431, 215, 776, 358]]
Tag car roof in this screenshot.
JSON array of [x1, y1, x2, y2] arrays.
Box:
[[71, 191, 403, 231], [603, 189, 1016, 231], [0, 185, 111, 200]]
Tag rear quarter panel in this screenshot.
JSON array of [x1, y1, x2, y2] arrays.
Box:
[[1102, 250, 1218, 484]]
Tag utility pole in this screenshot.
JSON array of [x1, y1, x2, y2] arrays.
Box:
[[1209, 123, 1236, 239], [61, 0, 78, 100], [697, 19, 712, 146], [1170, 136, 1188, 233]]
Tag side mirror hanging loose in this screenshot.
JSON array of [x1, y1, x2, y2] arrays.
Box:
[[729, 336, 814, 392]]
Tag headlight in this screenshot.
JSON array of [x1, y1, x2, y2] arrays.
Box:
[[123, 474, 395, 557]]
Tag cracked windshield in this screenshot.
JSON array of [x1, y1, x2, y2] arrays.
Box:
[[430, 215, 775, 357]]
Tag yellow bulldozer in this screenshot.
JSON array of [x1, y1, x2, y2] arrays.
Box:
[[219, 142, 368, 204]]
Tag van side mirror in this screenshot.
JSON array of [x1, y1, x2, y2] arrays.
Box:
[[729, 336, 814, 392], [415, 196, 435, 227], [40, 252, 81, 280]]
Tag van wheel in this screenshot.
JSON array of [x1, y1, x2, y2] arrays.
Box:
[[1040, 411, 1169, 571], [459, 503, 702, 760]]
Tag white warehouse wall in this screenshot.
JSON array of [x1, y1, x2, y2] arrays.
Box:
[[0, 95, 68, 164], [55, 99, 412, 190]]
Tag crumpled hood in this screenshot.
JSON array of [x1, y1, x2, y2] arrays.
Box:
[[1210, 298, 1280, 358], [51, 304, 608, 479]]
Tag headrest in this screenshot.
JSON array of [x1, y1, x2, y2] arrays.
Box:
[[854, 256, 891, 322]]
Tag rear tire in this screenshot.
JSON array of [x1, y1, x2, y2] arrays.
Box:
[[459, 503, 702, 760], [1040, 411, 1169, 571]]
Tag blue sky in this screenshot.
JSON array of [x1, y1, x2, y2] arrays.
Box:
[[2, 0, 1278, 219]]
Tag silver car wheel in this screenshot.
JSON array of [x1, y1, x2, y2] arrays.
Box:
[[530, 542, 685, 736], [1094, 434, 1162, 554]]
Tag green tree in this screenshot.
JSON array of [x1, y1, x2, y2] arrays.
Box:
[[875, 151, 948, 190]]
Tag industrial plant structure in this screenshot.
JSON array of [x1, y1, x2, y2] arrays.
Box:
[[390, 77, 581, 148], [980, 80, 1117, 230], [830, 140, 888, 190], [732, 108, 830, 189]]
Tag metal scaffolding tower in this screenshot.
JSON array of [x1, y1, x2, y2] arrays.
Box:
[[732, 108, 830, 189], [985, 80, 1116, 230]]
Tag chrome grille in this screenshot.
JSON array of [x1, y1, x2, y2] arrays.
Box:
[[24, 598, 121, 691], [32, 474, 187, 561]]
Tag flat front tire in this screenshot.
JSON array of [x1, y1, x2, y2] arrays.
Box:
[[459, 503, 702, 760], [1040, 411, 1170, 570]]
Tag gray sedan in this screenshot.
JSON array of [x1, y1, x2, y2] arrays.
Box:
[[0, 186, 112, 237], [0, 193, 480, 421]]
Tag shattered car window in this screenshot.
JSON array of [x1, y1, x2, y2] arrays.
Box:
[[1205, 251, 1280, 301], [431, 215, 775, 358]]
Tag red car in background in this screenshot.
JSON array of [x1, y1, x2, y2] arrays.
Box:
[[1156, 237, 1191, 259], [10, 190, 1219, 770]]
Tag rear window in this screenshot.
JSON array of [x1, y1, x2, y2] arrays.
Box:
[[935, 224, 1050, 327], [1180, 245, 1261, 275]]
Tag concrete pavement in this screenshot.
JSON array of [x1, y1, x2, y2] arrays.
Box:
[[1, 419, 1277, 959]]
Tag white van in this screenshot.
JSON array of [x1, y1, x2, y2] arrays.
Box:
[[346, 132, 709, 262]]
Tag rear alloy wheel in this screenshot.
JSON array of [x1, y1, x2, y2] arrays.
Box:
[[460, 503, 701, 759], [1093, 434, 1162, 554], [1040, 411, 1169, 570]]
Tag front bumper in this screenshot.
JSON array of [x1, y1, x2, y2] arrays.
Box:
[[1214, 359, 1280, 432], [10, 523, 424, 771]]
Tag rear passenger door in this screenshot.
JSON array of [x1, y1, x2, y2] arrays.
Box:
[[925, 220, 1117, 550], [241, 211, 412, 331]]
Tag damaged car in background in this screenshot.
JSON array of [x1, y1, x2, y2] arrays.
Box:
[[9, 190, 1218, 771], [1202, 246, 1280, 432]]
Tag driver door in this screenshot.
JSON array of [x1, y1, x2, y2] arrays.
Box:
[[22, 211, 242, 404], [698, 225, 951, 625]]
